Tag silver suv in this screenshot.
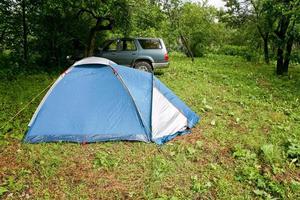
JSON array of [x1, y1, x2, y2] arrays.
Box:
[[97, 38, 169, 72]]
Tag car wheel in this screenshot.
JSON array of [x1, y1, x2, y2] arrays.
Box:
[[134, 61, 152, 72]]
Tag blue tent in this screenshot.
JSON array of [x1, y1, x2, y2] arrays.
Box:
[[25, 57, 199, 144]]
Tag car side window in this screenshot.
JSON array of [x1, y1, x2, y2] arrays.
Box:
[[120, 40, 137, 51], [138, 39, 162, 49], [104, 40, 118, 51]]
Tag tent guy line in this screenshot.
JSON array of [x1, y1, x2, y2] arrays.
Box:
[[0, 79, 56, 132]]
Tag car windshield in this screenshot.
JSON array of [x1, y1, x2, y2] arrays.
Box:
[[138, 39, 162, 49]]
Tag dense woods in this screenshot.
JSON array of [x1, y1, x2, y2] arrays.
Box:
[[0, 0, 299, 74]]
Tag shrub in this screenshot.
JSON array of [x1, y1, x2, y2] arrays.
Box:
[[232, 146, 285, 199], [286, 139, 300, 167], [260, 144, 283, 165], [217, 45, 259, 61], [290, 49, 300, 64]]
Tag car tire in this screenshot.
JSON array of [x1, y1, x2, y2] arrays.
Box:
[[134, 61, 153, 72]]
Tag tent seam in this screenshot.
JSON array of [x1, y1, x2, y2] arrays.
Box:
[[149, 72, 154, 141], [108, 65, 151, 141]]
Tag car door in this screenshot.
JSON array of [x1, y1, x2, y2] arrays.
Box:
[[101, 40, 119, 63], [116, 39, 138, 66]]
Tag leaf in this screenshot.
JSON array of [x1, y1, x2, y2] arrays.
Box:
[[0, 186, 8, 196], [210, 119, 216, 126], [204, 105, 213, 111], [229, 112, 235, 116], [196, 141, 203, 149]]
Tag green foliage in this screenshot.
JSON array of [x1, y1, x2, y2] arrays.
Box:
[[291, 49, 300, 64], [260, 144, 282, 165], [0, 186, 8, 197], [233, 146, 285, 199], [179, 3, 220, 57], [1, 54, 300, 198], [93, 151, 119, 170], [286, 139, 300, 166], [150, 155, 172, 180], [0, 50, 21, 80], [218, 45, 259, 61], [190, 175, 212, 194]]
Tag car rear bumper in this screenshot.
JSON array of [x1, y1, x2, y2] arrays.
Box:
[[152, 62, 169, 69]]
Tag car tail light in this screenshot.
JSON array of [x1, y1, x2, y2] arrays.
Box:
[[164, 53, 169, 61]]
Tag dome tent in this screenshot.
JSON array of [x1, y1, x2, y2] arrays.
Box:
[[24, 57, 199, 144]]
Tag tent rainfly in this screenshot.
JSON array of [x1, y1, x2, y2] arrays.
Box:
[[24, 57, 200, 144]]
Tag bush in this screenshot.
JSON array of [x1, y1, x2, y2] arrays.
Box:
[[290, 49, 300, 64], [217, 45, 259, 62], [286, 139, 300, 167], [260, 144, 283, 165], [0, 50, 22, 80], [232, 146, 285, 199]]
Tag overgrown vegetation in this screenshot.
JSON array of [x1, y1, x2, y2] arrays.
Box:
[[0, 54, 299, 199], [1, 0, 299, 74]]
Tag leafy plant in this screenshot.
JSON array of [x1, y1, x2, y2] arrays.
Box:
[[190, 175, 212, 194], [93, 151, 119, 170], [233, 146, 285, 198], [286, 139, 300, 166], [0, 186, 8, 197], [151, 155, 172, 180], [260, 144, 282, 165]]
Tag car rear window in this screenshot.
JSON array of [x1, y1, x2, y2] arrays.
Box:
[[138, 39, 162, 49]]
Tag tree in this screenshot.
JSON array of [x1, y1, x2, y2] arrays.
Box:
[[0, 0, 12, 47], [160, 0, 195, 58], [21, 0, 28, 63], [221, 0, 274, 64], [274, 0, 300, 75], [250, 0, 276, 64], [0, 0, 30, 63], [179, 2, 219, 57], [73, 0, 131, 57]]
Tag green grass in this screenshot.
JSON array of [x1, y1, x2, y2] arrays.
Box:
[[0, 53, 300, 199]]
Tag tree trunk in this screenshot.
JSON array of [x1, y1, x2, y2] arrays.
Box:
[[276, 47, 284, 75], [283, 36, 293, 73], [263, 35, 269, 64], [180, 33, 194, 62], [85, 18, 113, 57], [22, 0, 28, 64], [257, 25, 270, 65], [275, 15, 290, 75], [85, 27, 98, 57]]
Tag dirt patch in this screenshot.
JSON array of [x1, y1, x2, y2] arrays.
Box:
[[273, 169, 300, 183], [227, 118, 248, 134], [172, 126, 235, 167], [57, 148, 128, 198], [257, 78, 271, 89], [0, 140, 25, 175], [173, 126, 204, 144], [261, 124, 271, 135]]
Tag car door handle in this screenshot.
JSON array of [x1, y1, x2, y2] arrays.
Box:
[[132, 53, 136, 55]]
